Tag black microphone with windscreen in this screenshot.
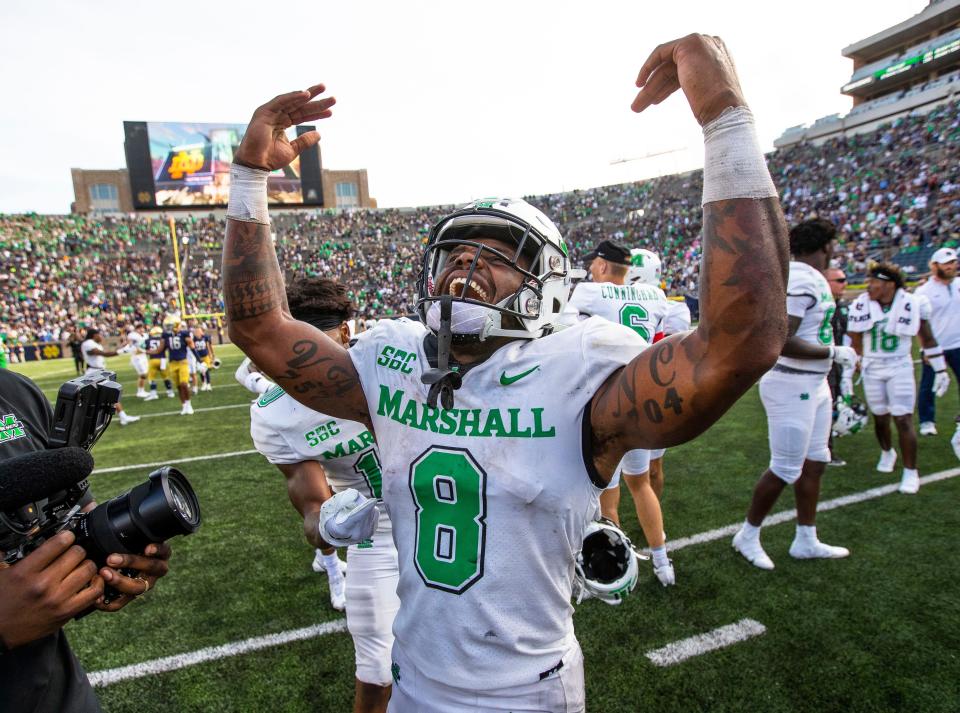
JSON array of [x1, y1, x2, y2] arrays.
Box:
[[0, 447, 94, 511]]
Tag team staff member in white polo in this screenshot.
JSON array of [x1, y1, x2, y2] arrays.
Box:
[[915, 248, 960, 451], [80, 329, 140, 426]]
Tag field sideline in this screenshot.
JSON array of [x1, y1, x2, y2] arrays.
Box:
[[9, 347, 960, 712]]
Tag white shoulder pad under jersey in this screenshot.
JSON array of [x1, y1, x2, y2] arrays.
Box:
[[567, 281, 669, 343], [662, 300, 692, 335], [778, 261, 835, 373], [249, 385, 385, 501], [347, 316, 647, 690]]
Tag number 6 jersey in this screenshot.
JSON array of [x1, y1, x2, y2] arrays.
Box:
[[349, 316, 647, 689]]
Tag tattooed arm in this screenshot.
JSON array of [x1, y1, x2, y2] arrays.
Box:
[[590, 35, 789, 479], [223, 85, 371, 427]]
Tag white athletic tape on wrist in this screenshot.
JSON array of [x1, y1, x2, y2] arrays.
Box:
[[702, 106, 777, 206], [227, 164, 270, 225], [929, 355, 947, 372]]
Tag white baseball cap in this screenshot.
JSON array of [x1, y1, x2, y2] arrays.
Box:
[[931, 247, 957, 264]]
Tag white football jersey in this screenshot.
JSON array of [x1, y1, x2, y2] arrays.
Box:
[[860, 292, 931, 362], [348, 316, 647, 690], [562, 281, 669, 343], [126, 331, 146, 353], [778, 261, 835, 373], [80, 339, 105, 369], [249, 385, 391, 534], [662, 300, 692, 336]]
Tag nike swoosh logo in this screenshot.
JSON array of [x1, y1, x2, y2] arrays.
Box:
[[499, 365, 540, 385]]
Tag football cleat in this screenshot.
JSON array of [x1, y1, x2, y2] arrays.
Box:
[[952, 426, 960, 461], [788, 539, 850, 560], [919, 422, 938, 437], [898, 470, 920, 495], [328, 572, 346, 612], [876, 449, 898, 473], [180, 402, 194, 416], [312, 551, 348, 577], [167, 391, 176, 398], [118, 413, 140, 426], [143, 392, 158, 401], [732, 528, 774, 570]]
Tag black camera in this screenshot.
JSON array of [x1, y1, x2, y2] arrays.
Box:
[[0, 371, 202, 603]]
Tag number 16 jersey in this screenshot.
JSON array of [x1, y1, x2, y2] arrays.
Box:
[[349, 316, 647, 690]]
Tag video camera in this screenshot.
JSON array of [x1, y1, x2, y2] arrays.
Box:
[[0, 371, 202, 603]]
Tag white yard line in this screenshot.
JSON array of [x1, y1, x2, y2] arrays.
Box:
[[88, 620, 348, 688], [645, 618, 766, 667], [87, 465, 960, 686], [93, 449, 259, 474]]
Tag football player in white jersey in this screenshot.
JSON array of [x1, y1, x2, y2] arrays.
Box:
[[564, 242, 674, 585], [848, 262, 950, 494], [240, 278, 398, 713], [223, 36, 790, 712], [124, 323, 150, 398], [733, 219, 857, 570]]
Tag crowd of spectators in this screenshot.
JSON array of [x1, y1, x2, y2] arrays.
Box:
[[3, 98, 960, 356]]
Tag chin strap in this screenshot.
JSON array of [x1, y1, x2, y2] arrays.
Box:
[[421, 295, 463, 409]]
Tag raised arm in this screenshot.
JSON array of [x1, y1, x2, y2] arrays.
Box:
[[590, 35, 789, 477], [222, 85, 370, 426]]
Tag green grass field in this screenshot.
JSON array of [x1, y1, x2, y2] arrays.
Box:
[[10, 348, 960, 712]]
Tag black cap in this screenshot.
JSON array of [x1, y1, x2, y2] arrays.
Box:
[[584, 240, 631, 266]]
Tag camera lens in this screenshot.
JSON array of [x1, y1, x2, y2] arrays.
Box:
[[72, 466, 201, 565]]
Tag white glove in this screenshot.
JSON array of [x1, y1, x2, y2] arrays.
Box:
[[116, 344, 134, 355], [198, 361, 208, 375], [318, 488, 380, 547], [934, 370, 951, 398], [840, 376, 854, 397], [159, 357, 167, 370], [235, 358, 272, 395], [830, 346, 859, 370]]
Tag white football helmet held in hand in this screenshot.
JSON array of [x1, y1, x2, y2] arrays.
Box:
[[832, 396, 868, 438], [318, 488, 380, 548], [573, 518, 639, 606]]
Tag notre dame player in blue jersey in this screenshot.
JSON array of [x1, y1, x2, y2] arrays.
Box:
[[144, 326, 175, 401], [159, 322, 195, 415], [191, 326, 217, 392]]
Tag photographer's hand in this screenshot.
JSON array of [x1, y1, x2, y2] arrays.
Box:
[[0, 531, 104, 649], [95, 542, 171, 612]]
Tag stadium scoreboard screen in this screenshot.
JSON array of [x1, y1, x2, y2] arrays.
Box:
[[123, 121, 324, 209]]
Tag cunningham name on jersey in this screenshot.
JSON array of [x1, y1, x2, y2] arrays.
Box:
[[348, 315, 647, 690], [562, 281, 669, 343]]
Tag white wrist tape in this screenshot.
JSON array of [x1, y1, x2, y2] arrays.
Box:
[[227, 164, 270, 225], [702, 106, 777, 206]]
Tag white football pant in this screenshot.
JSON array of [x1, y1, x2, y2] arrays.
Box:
[[861, 357, 916, 417], [759, 369, 832, 483]]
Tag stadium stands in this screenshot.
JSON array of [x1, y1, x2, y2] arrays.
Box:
[[2, 98, 960, 356]]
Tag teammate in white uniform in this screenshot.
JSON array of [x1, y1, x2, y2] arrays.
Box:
[[848, 262, 950, 494], [123, 324, 150, 398], [914, 247, 960, 454], [80, 328, 139, 426], [563, 242, 674, 586], [241, 279, 399, 713], [223, 39, 791, 711], [733, 219, 856, 569]]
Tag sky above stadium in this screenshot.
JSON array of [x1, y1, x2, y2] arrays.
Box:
[[0, 0, 920, 214]]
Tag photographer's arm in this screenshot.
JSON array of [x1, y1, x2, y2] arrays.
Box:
[[0, 531, 103, 649]]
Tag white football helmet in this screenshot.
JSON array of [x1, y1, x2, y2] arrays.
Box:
[[832, 396, 868, 438], [627, 248, 662, 286], [416, 197, 585, 340], [573, 518, 639, 606]]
